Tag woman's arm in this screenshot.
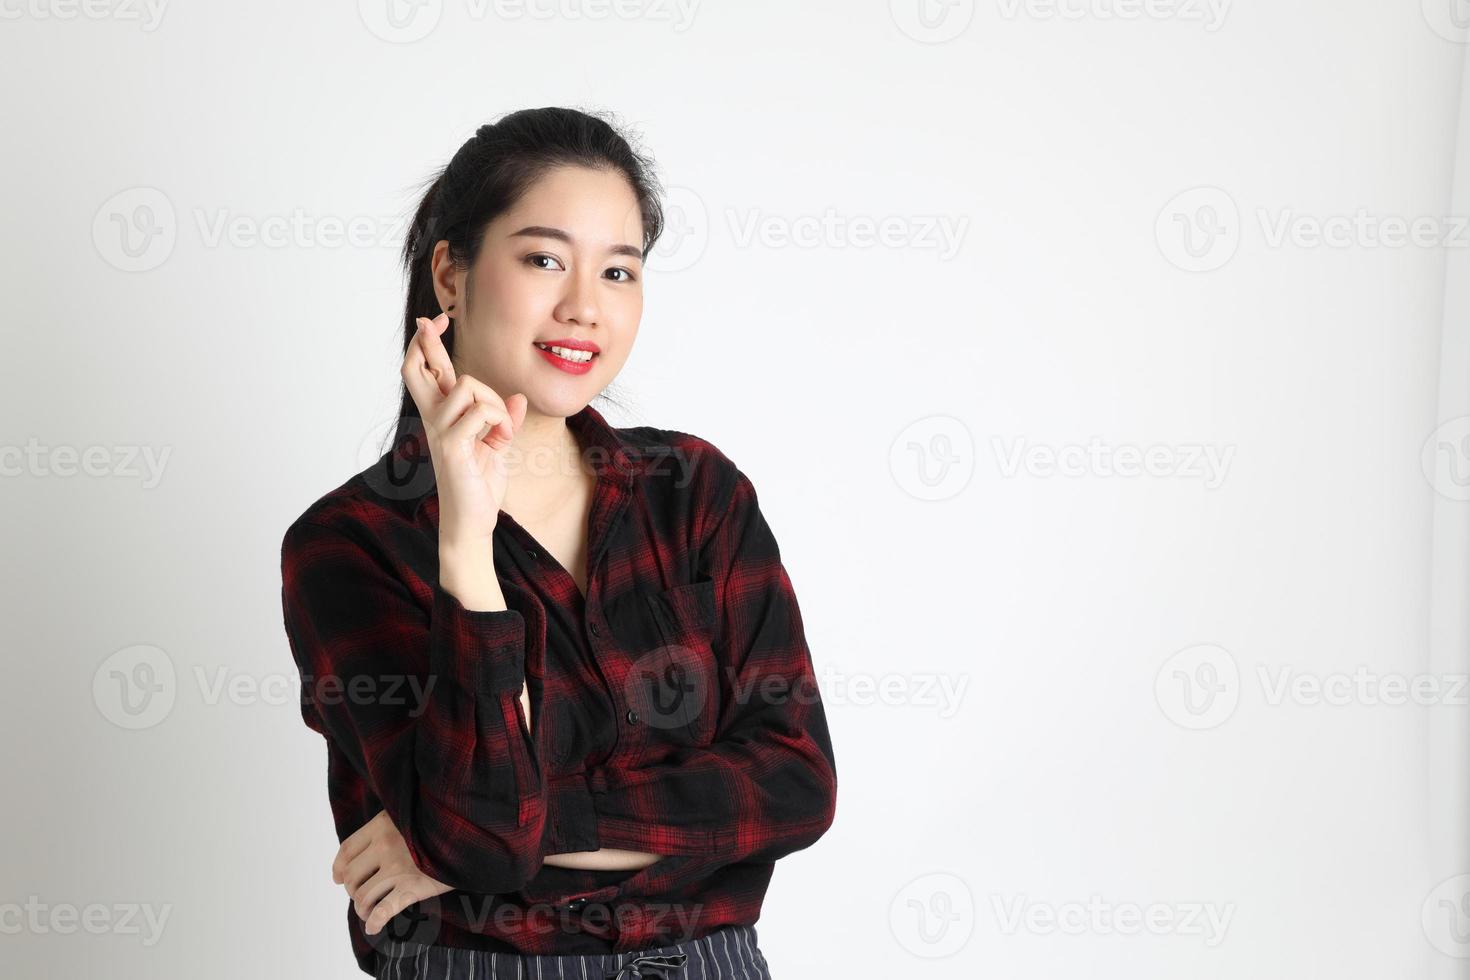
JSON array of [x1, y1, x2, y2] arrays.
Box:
[[440, 537, 535, 737], [281, 514, 550, 897]]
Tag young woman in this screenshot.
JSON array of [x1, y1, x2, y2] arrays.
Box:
[[280, 108, 838, 980]]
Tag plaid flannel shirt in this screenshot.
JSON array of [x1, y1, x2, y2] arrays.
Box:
[[279, 403, 838, 974]]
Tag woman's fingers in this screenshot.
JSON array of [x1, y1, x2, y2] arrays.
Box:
[[331, 817, 379, 885], [432, 375, 513, 446], [401, 322, 445, 422], [341, 847, 382, 896], [447, 398, 512, 458], [416, 312, 456, 394], [351, 870, 397, 923], [504, 392, 528, 437], [401, 327, 527, 460], [363, 878, 434, 936]]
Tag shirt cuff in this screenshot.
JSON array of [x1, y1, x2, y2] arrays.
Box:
[[428, 582, 528, 694]]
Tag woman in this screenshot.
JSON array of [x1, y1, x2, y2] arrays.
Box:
[[280, 107, 838, 980]]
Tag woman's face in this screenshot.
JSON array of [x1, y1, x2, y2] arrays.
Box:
[[431, 164, 646, 419]]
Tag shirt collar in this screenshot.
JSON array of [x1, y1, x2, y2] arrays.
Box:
[[397, 401, 648, 523]]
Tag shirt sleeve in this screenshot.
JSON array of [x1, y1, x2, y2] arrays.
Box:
[[280, 514, 549, 895], [586, 463, 839, 877]]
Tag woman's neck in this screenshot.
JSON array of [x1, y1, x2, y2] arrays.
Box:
[[500, 411, 591, 518]]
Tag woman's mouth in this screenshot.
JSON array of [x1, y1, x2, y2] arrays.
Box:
[[533, 341, 599, 375]]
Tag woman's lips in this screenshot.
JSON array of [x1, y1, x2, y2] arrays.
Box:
[[533, 342, 598, 376]]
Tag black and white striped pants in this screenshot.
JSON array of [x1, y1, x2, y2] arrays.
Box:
[[374, 924, 773, 980]]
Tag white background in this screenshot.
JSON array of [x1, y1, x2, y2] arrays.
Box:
[[3, 0, 1470, 977]]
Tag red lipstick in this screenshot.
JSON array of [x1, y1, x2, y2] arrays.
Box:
[[533, 338, 600, 375]]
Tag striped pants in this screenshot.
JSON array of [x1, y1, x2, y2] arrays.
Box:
[[374, 924, 773, 980]]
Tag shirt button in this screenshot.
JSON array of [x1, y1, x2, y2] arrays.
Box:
[[626, 709, 640, 724], [565, 897, 588, 911], [589, 623, 600, 637], [527, 549, 539, 559]]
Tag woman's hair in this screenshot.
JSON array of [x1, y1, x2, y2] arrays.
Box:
[[386, 106, 664, 457]]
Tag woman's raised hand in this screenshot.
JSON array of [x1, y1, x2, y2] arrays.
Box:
[[400, 312, 528, 548]]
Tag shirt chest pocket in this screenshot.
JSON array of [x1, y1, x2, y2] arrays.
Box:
[[607, 579, 721, 751]]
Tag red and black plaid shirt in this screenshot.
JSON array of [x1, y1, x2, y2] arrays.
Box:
[[279, 403, 838, 975]]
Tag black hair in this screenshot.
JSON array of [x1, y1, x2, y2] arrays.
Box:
[[385, 106, 664, 457]]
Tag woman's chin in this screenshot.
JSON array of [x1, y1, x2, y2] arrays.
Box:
[[521, 384, 598, 421]]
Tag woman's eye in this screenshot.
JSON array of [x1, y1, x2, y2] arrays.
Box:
[[526, 254, 635, 282]]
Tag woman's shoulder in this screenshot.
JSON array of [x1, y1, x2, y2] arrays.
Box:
[[280, 451, 419, 555], [623, 421, 745, 501]]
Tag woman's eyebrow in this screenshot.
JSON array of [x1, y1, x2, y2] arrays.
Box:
[[508, 225, 643, 260]]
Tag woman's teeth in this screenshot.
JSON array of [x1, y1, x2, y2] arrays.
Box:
[[535, 342, 595, 363]]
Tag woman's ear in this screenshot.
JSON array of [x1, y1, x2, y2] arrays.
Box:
[[429, 239, 460, 315]]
